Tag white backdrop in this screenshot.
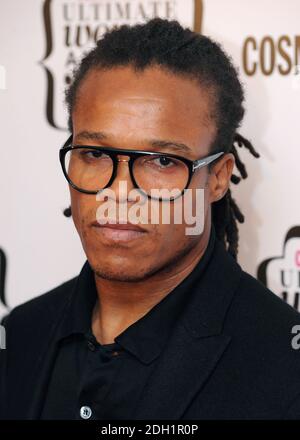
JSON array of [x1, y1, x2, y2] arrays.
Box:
[[0, 0, 299, 318]]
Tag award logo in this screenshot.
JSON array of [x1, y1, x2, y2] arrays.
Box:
[[257, 226, 300, 311]]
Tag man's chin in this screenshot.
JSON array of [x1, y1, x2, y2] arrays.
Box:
[[87, 254, 165, 282], [93, 266, 153, 282]]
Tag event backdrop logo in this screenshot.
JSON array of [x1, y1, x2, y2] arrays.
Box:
[[257, 226, 300, 311], [40, 0, 203, 130], [242, 35, 300, 76]]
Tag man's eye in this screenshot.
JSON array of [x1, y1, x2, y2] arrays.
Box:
[[150, 156, 177, 168], [80, 150, 109, 160]]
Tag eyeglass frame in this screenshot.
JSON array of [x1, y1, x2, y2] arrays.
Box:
[[59, 134, 224, 201]]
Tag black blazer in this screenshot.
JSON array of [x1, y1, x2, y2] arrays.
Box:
[[1, 239, 300, 420]]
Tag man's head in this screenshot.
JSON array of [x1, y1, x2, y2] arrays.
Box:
[[62, 18, 259, 281]]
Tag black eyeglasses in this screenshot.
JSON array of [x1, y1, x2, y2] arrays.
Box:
[[59, 134, 224, 201]]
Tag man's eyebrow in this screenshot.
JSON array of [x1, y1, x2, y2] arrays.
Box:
[[148, 139, 192, 153], [75, 131, 108, 142], [74, 131, 192, 153]]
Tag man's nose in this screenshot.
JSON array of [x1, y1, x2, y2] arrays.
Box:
[[108, 155, 136, 202]]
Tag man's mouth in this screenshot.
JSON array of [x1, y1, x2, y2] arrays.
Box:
[[90, 220, 148, 242]]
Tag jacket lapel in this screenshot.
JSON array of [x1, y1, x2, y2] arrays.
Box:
[[132, 324, 231, 419], [24, 286, 77, 419], [132, 240, 242, 419]]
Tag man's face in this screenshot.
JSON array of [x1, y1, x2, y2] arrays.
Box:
[[70, 65, 222, 281]]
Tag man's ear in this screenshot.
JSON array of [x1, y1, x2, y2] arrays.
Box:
[[208, 153, 235, 203]]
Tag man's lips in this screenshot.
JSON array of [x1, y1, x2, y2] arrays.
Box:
[[90, 220, 148, 242], [91, 220, 147, 232]]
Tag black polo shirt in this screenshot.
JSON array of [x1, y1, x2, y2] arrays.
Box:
[[40, 225, 216, 420]]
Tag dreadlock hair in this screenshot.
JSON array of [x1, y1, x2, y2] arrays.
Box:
[[63, 17, 260, 259]]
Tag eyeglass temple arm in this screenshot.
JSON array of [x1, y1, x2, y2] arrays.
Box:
[[192, 151, 224, 171]]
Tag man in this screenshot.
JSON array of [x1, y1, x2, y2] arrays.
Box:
[[1, 18, 300, 420]]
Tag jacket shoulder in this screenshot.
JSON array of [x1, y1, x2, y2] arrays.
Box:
[[2, 275, 78, 332], [236, 269, 300, 324], [227, 269, 300, 377]]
